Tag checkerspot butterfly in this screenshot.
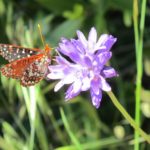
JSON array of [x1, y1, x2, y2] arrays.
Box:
[[0, 43, 51, 86]]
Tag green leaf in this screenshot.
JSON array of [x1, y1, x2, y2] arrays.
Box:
[[2, 122, 19, 138], [49, 19, 83, 44], [0, 0, 5, 16], [60, 108, 82, 150], [63, 4, 84, 19], [36, 0, 82, 14], [110, 0, 132, 11], [123, 10, 132, 27]]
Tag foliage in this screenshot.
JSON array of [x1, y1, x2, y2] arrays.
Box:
[[0, 0, 150, 149]]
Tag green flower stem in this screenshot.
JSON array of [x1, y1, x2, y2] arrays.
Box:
[[107, 91, 150, 144], [133, 0, 139, 60], [133, 0, 147, 149]]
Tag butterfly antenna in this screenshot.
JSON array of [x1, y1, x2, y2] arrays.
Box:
[[38, 24, 46, 48]]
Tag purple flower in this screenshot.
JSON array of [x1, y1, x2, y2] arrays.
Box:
[[47, 27, 118, 108]]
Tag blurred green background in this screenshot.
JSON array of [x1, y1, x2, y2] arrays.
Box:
[[0, 0, 150, 149]]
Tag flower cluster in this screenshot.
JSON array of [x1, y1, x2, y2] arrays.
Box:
[[47, 27, 118, 108]]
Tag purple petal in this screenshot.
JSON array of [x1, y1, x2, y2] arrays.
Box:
[[96, 34, 117, 51], [102, 66, 119, 78], [71, 39, 85, 54], [100, 76, 111, 91], [91, 78, 100, 95], [88, 27, 97, 45], [58, 42, 75, 56], [90, 89, 102, 108], [63, 74, 76, 84], [54, 74, 76, 92], [55, 56, 71, 65], [83, 56, 92, 68], [48, 65, 62, 71], [47, 71, 64, 79], [81, 77, 90, 91], [60, 37, 68, 43], [48, 65, 65, 79], [65, 80, 82, 100], [58, 39, 71, 55], [96, 51, 112, 66], [54, 80, 65, 92], [92, 59, 102, 72], [93, 46, 107, 53], [77, 30, 87, 49], [59, 42, 82, 64]]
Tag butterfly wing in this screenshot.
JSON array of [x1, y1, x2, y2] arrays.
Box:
[[0, 54, 44, 79], [0, 44, 41, 62], [0, 44, 51, 86], [20, 55, 50, 86]]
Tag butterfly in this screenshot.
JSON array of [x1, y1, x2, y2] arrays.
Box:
[[0, 44, 51, 86]]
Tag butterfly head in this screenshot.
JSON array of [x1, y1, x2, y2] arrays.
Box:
[[44, 44, 51, 57]]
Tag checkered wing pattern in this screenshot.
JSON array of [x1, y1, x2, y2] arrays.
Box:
[[0, 44, 51, 86], [21, 55, 50, 86], [0, 44, 41, 62]]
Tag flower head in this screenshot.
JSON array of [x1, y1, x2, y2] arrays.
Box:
[[47, 27, 118, 108]]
